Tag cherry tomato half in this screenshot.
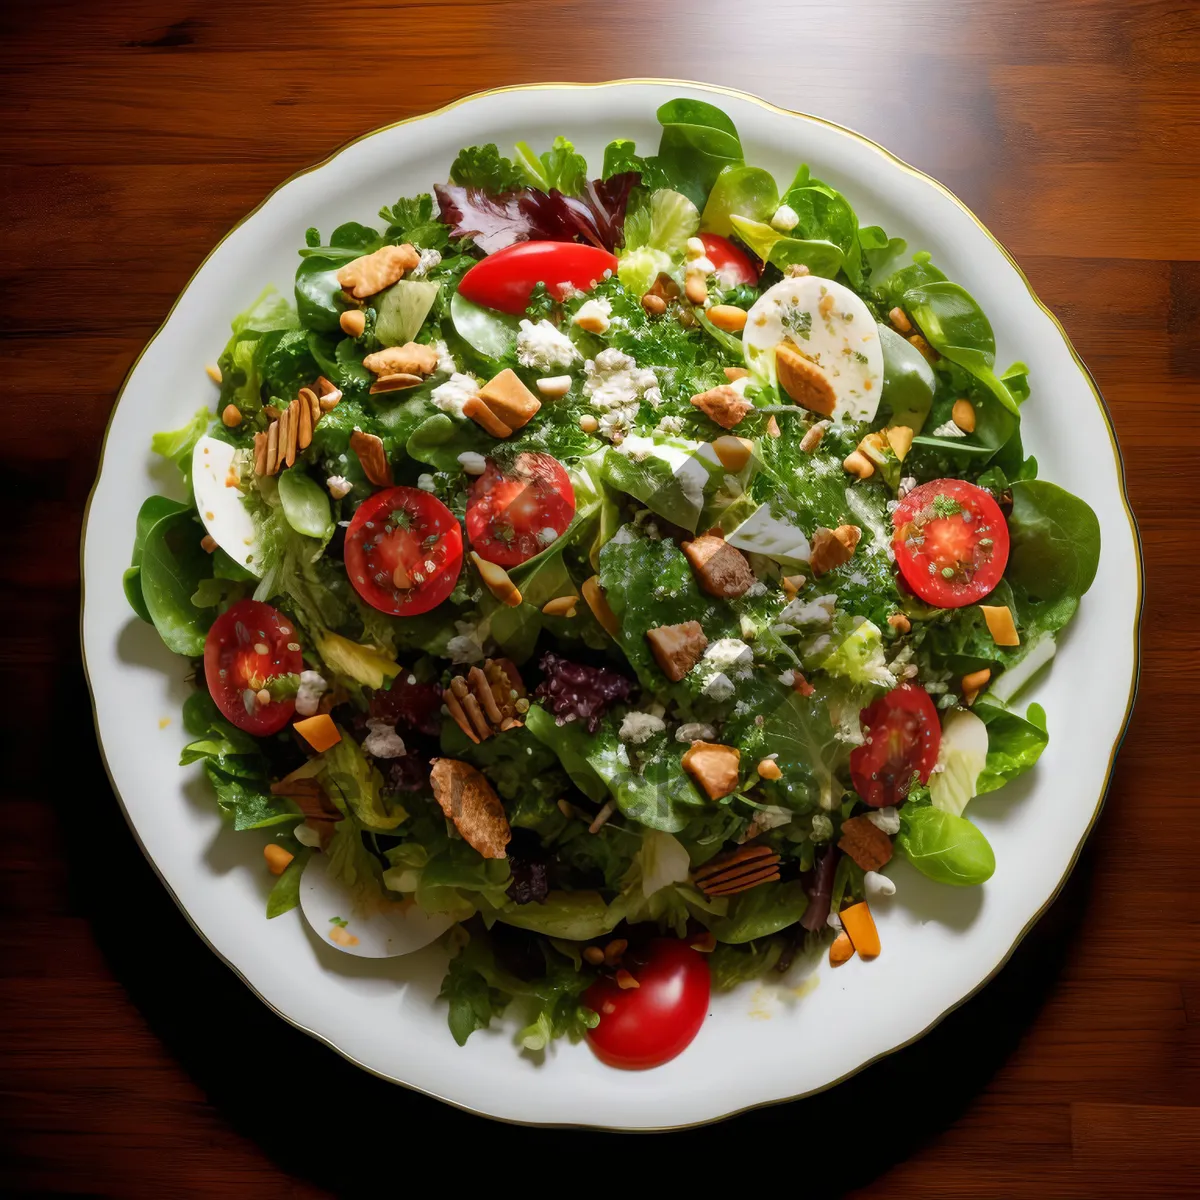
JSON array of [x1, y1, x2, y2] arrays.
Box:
[[849, 683, 942, 808], [344, 486, 463, 617], [458, 241, 618, 315], [203, 599, 303, 735], [891, 478, 1010, 608], [465, 453, 576, 568], [699, 232, 759, 286], [585, 939, 711, 1070]]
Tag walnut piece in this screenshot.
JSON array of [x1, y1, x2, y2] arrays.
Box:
[[681, 741, 741, 801], [363, 342, 440, 377], [682, 535, 755, 599], [337, 244, 419, 299], [646, 621, 708, 681], [690, 384, 753, 430], [809, 524, 861, 577]]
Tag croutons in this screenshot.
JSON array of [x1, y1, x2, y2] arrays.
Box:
[[681, 741, 741, 800], [809, 524, 861, 577], [838, 815, 894, 872], [478, 368, 541, 431], [681, 535, 755, 599], [775, 343, 837, 415], [690, 385, 753, 429], [429, 758, 511, 860], [363, 342, 440, 377], [646, 621, 708, 681]]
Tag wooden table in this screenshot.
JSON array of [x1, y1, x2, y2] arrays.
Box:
[[4, 1, 1198, 1193]]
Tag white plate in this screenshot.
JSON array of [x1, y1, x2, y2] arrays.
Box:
[[80, 81, 1142, 1130]]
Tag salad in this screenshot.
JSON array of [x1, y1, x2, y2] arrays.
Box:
[[125, 98, 1100, 1069]]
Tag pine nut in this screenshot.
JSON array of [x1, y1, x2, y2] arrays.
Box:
[[707, 304, 748, 332], [579, 414, 599, 433], [471, 552, 521, 607], [952, 398, 977, 432], [205, 363, 222, 384], [685, 271, 708, 305], [711, 435, 754, 472], [757, 758, 782, 780], [641, 292, 667, 316], [536, 375, 572, 398], [887, 612, 911, 633], [222, 404, 242, 428], [583, 946, 605, 965], [800, 421, 829, 454], [339, 309, 366, 337], [888, 307, 912, 333], [541, 595, 579, 618], [843, 450, 875, 479]]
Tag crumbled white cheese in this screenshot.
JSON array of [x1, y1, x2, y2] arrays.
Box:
[[826, 910, 843, 931], [932, 419, 968, 439], [865, 870, 897, 899], [572, 297, 612, 333], [676, 722, 717, 743], [619, 711, 666, 744], [701, 672, 735, 701], [654, 414, 685, 437], [771, 203, 800, 232], [446, 617, 489, 664], [457, 451, 487, 475], [867, 806, 901, 835], [431, 372, 479, 418], [430, 339, 456, 376], [362, 719, 406, 759], [689, 254, 716, 274], [779, 593, 837, 628], [598, 410, 631, 443], [582, 348, 659, 439], [703, 638, 754, 678], [416, 473, 436, 493], [516, 318, 579, 370], [410, 248, 442, 278], [778, 669, 796, 688], [326, 475, 353, 500], [294, 670, 328, 717], [535, 527, 558, 547]]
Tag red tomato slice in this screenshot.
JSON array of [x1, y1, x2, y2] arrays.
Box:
[[849, 684, 942, 808], [585, 939, 711, 1070], [891, 478, 1010, 608], [203, 599, 303, 735], [465, 454, 575, 567], [699, 232, 759, 286], [458, 241, 618, 315], [344, 486, 463, 616]]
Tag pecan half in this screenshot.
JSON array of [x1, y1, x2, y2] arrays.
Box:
[[363, 342, 440, 377], [430, 758, 511, 860], [692, 843, 781, 897], [809, 524, 861, 577], [690, 384, 753, 429], [443, 658, 526, 745], [349, 429, 393, 487]]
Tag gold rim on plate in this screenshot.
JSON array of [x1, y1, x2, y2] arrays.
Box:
[[78, 79, 1144, 1131]]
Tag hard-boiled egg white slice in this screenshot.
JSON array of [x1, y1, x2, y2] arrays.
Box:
[[742, 275, 884, 423], [192, 435, 262, 577], [298, 852, 455, 959]]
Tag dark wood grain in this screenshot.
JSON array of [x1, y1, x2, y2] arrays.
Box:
[[3, 1, 1198, 1194]]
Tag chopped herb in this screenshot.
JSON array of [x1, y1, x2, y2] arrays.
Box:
[[329, 916, 348, 927], [940, 566, 956, 579], [930, 494, 962, 518], [853, 350, 869, 364], [389, 509, 413, 531], [783, 309, 813, 339]]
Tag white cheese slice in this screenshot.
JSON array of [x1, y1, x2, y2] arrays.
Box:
[[726, 503, 811, 564], [192, 434, 262, 576], [742, 275, 884, 422], [618, 434, 709, 512]]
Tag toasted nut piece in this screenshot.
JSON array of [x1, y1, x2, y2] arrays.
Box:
[[200, 534, 217, 553], [541, 595, 579, 618], [646, 621, 708, 681], [430, 758, 511, 859], [690, 384, 753, 429], [693, 844, 780, 896], [838, 815, 895, 872], [265, 419, 279, 475], [299, 385, 320, 425], [952, 398, 977, 433], [339, 309, 367, 337], [829, 931, 856, 967], [479, 368, 541, 431], [781, 573, 806, 597], [284, 400, 299, 468], [581, 576, 619, 637], [684, 271, 708, 305], [264, 844, 294, 876], [444, 691, 479, 745], [298, 394, 313, 450], [578, 414, 599, 433], [616, 969, 640, 990], [858, 431, 889, 465], [253, 432, 267, 476], [462, 395, 512, 438], [588, 802, 615, 833], [328, 925, 360, 948], [206, 363, 222, 384], [775, 343, 837, 415], [681, 535, 755, 599], [603, 938, 628, 966], [689, 931, 717, 953], [843, 449, 875, 479], [962, 667, 992, 705], [574, 310, 610, 334], [469, 666, 504, 726], [723, 366, 750, 382], [369, 373, 425, 395], [364, 342, 439, 377], [810, 525, 862, 576], [583, 945, 605, 965], [908, 333, 937, 362], [888, 306, 912, 334], [315, 376, 338, 397], [792, 671, 816, 697], [319, 393, 341, 412], [886, 424, 915, 461], [221, 404, 242, 428], [263, 404, 282, 421], [349, 429, 393, 487], [980, 604, 1020, 647], [785, 262, 811, 278], [681, 741, 741, 800], [470, 552, 521, 607], [887, 612, 912, 633], [766, 415, 782, 438], [757, 758, 782, 780], [711, 435, 754, 472], [537, 374, 572, 398], [800, 420, 829, 454], [707, 304, 748, 332], [337, 243, 419, 299], [641, 292, 667, 316]]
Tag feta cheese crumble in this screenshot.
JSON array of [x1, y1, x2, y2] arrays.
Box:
[[431, 372, 479, 418], [416, 473, 436, 493], [702, 638, 754, 677], [867, 806, 901, 835], [516, 319, 579, 370], [326, 475, 352, 499], [294, 670, 328, 717], [457, 451, 487, 475], [582, 348, 659, 440], [619, 711, 666, 744], [771, 203, 800, 232], [362, 719, 406, 759]]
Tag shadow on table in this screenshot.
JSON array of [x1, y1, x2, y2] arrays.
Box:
[[72, 653, 1095, 1196]]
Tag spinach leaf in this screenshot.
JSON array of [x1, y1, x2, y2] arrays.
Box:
[[780, 166, 863, 286], [404, 412, 494, 473], [439, 941, 513, 1046], [125, 495, 190, 622], [1005, 480, 1101, 603], [704, 881, 809, 944], [896, 805, 995, 886], [497, 890, 617, 940], [975, 700, 1048, 794], [858, 225, 907, 278], [138, 509, 215, 655], [728, 215, 844, 277], [904, 281, 1019, 416], [277, 467, 333, 539], [150, 407, 210, 482], [876, 253, 947, 309], [294, 255, 346, 334], [266, 847, 312, 918], [700, 165, 779, 238], [524, 703, 609, 804], [205, 763, 299, 831], [708, 938, 786, 989], [655, 98, 744, 208], [879, 324, 936, 432], [450, 290, 518, 359]]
